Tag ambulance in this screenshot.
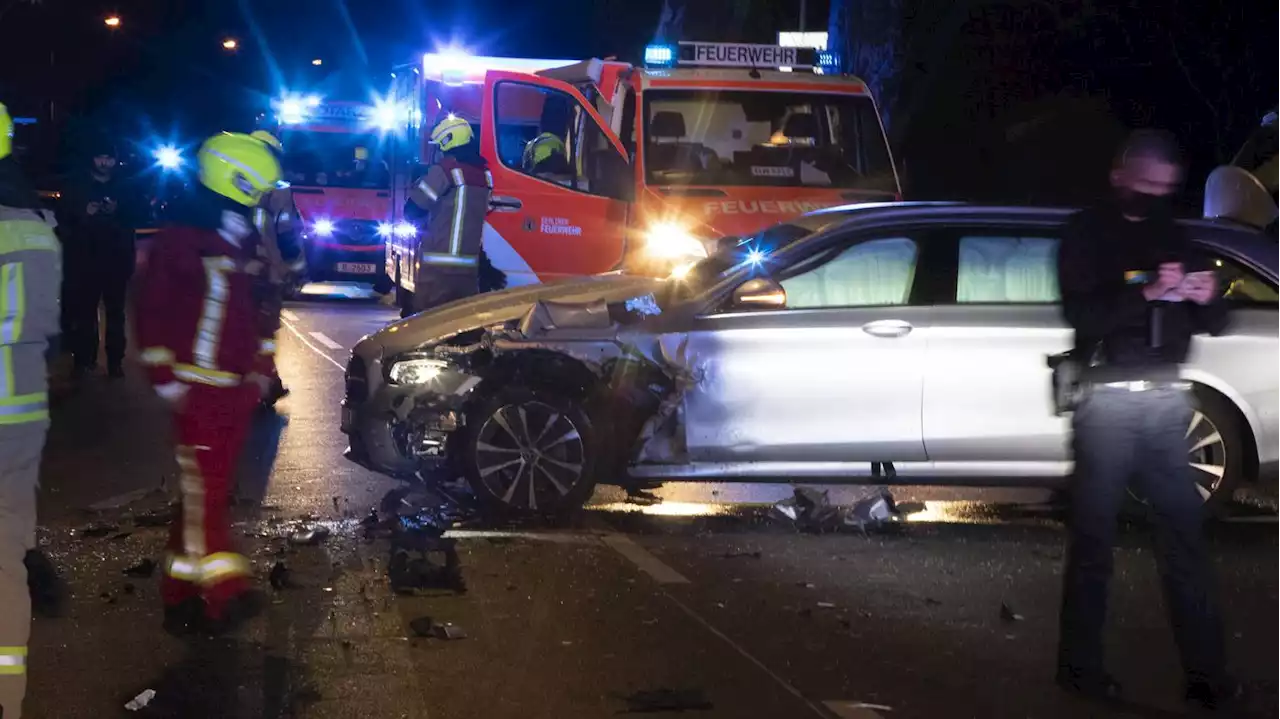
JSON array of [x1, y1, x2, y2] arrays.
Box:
[[266, 93, 401, 293], [385, 41, 899, 298]]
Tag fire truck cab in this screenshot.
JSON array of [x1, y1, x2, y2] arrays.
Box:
[[386, 41, 898, 301]]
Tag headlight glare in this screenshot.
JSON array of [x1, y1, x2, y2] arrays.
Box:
[[389, 358, 448, 385], [644, 222, 709, 260]]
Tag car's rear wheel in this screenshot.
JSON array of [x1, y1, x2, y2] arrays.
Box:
[[462, 387, 600, 514], [1128, 387, 1244, 513]]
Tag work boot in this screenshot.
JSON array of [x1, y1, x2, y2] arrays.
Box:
[[1185, 678, 1243, 711], [200, 590, 267, 636], [107, 362, 125, 379], [25, 549, 67, 618], [261, 377, 289, 409]]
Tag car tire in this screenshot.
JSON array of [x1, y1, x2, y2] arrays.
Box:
[[1128, 387, 1244, 514], [462, 386, 600, 515], [372, 273, 394, 295]]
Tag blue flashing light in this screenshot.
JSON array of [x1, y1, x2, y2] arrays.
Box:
[[153, 145, 183, 171], [313, 219, 335, 237], [817, 51, 840, 71], [745, 248, 767, 266], [644, 44, 676, 67], [393, 222, 417, 238], [376, 222, 393, 238]]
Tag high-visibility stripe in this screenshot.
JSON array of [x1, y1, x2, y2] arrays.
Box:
[[450, 184, 468, 255], [201, 552, 251, 585], [194, 257, 235, 369], [252, 207, 268, 234], [164, 554, 201, 582], [0, 646, 27, 675], [450, 168, 465, 187], [0, 261, 24, 344], [176, 446, 207, 557], [0, 345, 12, 397], [0, 392, 48, 424], [0, 218, 59, 255], [140, 346, 175, 367], [419, 253, 477, 267], [417, 178, 438, 201], [173, 363, 241, 387], [483, 170, 494, 189]]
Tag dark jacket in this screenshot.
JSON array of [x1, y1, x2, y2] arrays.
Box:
[[1058, 203, 1229, 382], [59, 172, 140, 272]]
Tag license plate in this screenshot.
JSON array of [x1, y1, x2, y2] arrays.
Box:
[[340, 406, 355, 433], [337, 262, 377, 274]]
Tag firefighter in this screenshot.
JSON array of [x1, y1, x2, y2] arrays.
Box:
[[403, 114, 493, 316], [248, 130, 303, 407], [0, 101, 62, 719], [135, 131, 279, 635]]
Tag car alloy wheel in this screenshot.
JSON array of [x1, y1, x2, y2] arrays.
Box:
[[1186, 408, 1228, 502], [472, 401, 586, 511]]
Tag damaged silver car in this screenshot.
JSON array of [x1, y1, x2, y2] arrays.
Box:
[[342, 203, 1279, 513]]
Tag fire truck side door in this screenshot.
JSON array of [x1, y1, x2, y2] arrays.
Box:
[[481, 70, 631, 286]]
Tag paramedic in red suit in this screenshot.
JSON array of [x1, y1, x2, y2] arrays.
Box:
[[134, 132, 281, 635]]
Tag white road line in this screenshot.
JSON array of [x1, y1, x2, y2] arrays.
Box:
[[823, 700, 891, 718], [280, 309, 299, 322], [280, 318, 346, 371], [309, 331, 344, 350], [601, 533, 690, 585], [662, 590, 830, 718]]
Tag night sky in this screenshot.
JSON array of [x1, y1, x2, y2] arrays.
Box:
[[0, 0, 1273, 205]]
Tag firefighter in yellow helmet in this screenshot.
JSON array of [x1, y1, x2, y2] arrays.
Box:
[[0, 101, 62, 719], [247, 129, 302, 407], [134, 132, 280, 635], [402, 114, 493, 317]]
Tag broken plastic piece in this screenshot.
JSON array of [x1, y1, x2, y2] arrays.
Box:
[[431, 622, 467, 640], [772, 487, 839, 529], [1000, 601, 1024, 623], [842, 489, 902, 533], [288, 526, 331, 545], [79, 522, 119, 538], [123, 558, 156, 578], [125, 689, 156, 711]]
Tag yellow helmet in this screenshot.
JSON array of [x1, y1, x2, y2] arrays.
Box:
[[429, 114, 474, 152], [0, 102, 12, 161], [197, 132, 282, 207], [250, 130, 283, 155], [522, 132, 565, 169]]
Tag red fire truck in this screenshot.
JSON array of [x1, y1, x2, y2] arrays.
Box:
[[384, 41, 899, 305]]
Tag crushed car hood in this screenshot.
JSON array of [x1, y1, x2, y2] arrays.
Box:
[[365, 275, 667, 356]]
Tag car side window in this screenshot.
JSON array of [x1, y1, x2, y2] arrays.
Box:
[[1194, 252, 1279, 306], [955, 235, 1060, 303], [778, 236, 918, 309]]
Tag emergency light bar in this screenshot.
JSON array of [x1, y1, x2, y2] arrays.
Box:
[[643, 41, 839, 73], [422, 52, 580, 85]]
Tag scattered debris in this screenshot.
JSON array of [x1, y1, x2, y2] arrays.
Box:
[[123, 558, 156, 578], [773, 486, 906, 533], [842, 490, 902, 533], [288, 526, 330, 546], [620, 688, 714, 713], [269, 561, 292, 590], [359, 509, 380, 528], [109, 531, 133, 541], [130, 508, 172, 528], [1000, 602, 1024, 623], [409, 616, 435, 637], [124, 689, 156, 711], [772, 487, 837, 528], [100, 591, 118, 604], [87, 487, 158, 512], [721, 550, 762, 560], [79, 522, 119, 538], [388, 550, 465, 594], [817, 602, 837, 609], [431, 622, 467, 640]]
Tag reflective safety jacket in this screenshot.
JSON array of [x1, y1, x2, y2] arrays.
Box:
[[252, 184, 304, 281], [406, 156, 493, 269], [135, 214, 266, 394], [0, 204, 60, 426]]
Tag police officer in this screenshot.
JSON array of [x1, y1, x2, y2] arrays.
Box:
[[0, 101, 62, 719], [248, 130, 303, 407], [403, 114, 493, 316], [1055, 130, 1237, 709]]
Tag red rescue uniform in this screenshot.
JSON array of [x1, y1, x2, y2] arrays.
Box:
[[135, 219, 264, 618]]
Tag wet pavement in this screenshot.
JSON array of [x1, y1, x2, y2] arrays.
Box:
[[24, 284, 1279, 718]]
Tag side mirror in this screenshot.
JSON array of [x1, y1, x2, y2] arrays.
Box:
[[730, 277, 787, 310]]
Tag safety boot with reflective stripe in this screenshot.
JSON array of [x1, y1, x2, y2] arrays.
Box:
[[0, 645, 26, 675]]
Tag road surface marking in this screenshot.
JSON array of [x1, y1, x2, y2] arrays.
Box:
[[280, 309, 299, 322], [280, 318, 345, 371], [662, 590, 830, 718], [309, 331, 344, 350], [601, 533, 690, 585], [824, 700, 891, 718]]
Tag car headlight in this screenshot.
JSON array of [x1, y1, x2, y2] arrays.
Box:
[[644, 222, 709, 260], [388, 358, 448, 385]]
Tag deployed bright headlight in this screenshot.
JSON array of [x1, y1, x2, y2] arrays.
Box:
[[644, 222, 709, 260], [389, 358, 448, 385]]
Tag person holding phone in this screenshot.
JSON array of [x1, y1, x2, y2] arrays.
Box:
[[1055, 130, 1237, 710]]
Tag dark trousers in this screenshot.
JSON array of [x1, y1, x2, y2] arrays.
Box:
[[68, 264, 131, 370], [406, 267, 478, 318], [1057, 385, 1227, 684]]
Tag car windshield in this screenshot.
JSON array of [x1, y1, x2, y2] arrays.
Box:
[[655, 212, 844, 308], [642, 90, 896, 193], [280, 132, 390, 189]]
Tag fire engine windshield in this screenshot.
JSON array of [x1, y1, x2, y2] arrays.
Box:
[[642, 90, 895, 192], [280, 132, 391, 189]]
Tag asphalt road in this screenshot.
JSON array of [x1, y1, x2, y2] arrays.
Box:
[[24, 283, 1279, 719]]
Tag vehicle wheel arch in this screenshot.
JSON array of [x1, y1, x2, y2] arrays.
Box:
[[1182, 371, 1263, 481]]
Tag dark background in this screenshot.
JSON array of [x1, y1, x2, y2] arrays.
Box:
[[0, 0, 1274, 206]]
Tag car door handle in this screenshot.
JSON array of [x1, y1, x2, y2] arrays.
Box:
[[861, 319, 913, 338], [489, 195, 523, 212]]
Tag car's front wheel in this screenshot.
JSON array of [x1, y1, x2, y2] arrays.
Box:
[[462, 387, 600, 514], [1126, 387, 1244, 513]]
